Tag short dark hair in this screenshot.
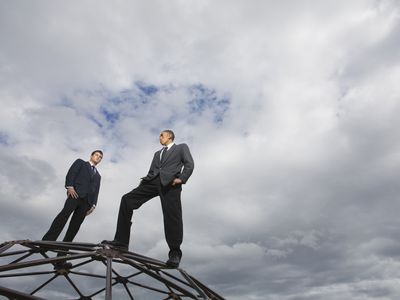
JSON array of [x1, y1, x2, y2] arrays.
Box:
[[91, 150, 103, 156], [162, 130, 175, 141]]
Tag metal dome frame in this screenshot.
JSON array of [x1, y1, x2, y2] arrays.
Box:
[[0, 240, 225, 300]]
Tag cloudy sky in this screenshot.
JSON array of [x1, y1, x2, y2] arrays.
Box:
[[1, 0, 400, 299]]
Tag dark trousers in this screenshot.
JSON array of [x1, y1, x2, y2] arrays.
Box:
[[42, 196, 90, 242], [114, 176, 183, 257]]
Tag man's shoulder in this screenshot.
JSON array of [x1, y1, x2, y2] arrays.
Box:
[[152, 143, 190, 154], [71, 158, 87, 168], [74, 158, 86, 164], [175, 143, 190, 151], [174, 143, 189, 148]]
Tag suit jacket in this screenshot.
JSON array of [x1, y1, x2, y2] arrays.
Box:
[[142, 143, 194, 186], [65, 159, 101, 206]]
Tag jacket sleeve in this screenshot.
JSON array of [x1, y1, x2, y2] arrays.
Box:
[[92, 175, 101, 206], [65, 159, 84, 188], [178, 144, 194, 183]]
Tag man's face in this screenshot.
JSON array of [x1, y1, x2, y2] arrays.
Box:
[[90, 152, 103, 165], [159, 132, 172, 146]]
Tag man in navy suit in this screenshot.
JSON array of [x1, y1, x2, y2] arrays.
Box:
[[42, 150, 103, 243], [103, 130, 194, 268]]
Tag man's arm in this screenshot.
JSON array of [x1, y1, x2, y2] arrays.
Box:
[[87, 177, 100, 215], [177, 144, 194, 184], [65, 159, 84, 187], [65, 159, 84, 198], [92, 176, 101, 207]]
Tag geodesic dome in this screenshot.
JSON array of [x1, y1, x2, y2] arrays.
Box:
[[0, 240, 224, 300]]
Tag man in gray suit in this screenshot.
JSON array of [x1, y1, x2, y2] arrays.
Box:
[[103, 130, 194, 268]]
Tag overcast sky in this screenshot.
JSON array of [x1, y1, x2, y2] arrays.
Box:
[[1, 0, 400, 299]]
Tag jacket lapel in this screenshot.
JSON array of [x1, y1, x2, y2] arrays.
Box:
[[157, 149, 163, 164], [85, 162, 91, 175], [86, 161, 96, 178], [161, 144, 176, 164]]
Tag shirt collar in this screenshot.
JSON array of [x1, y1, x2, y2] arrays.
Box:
[[164, 142, 174, 150]]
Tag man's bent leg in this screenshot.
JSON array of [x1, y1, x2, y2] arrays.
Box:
[[42, 197, 78, 241], [114, 180, 158, 246]]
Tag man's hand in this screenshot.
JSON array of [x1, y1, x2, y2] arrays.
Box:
[[172, 178, 183, 186], [86, 206, 95, 216], [67, 187, 79, 199]]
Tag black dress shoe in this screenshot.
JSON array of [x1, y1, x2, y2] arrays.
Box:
[[166, 254, 181, 268], [54, 261, 72, 270], [101, 240, 128, 250]]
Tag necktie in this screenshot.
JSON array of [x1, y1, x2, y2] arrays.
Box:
[[161, 146, 168, 162], [91, 165, 96, 175]]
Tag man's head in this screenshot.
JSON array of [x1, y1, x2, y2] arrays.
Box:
[[90, 150, 103, 165], [159, 130, 175, 146]]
